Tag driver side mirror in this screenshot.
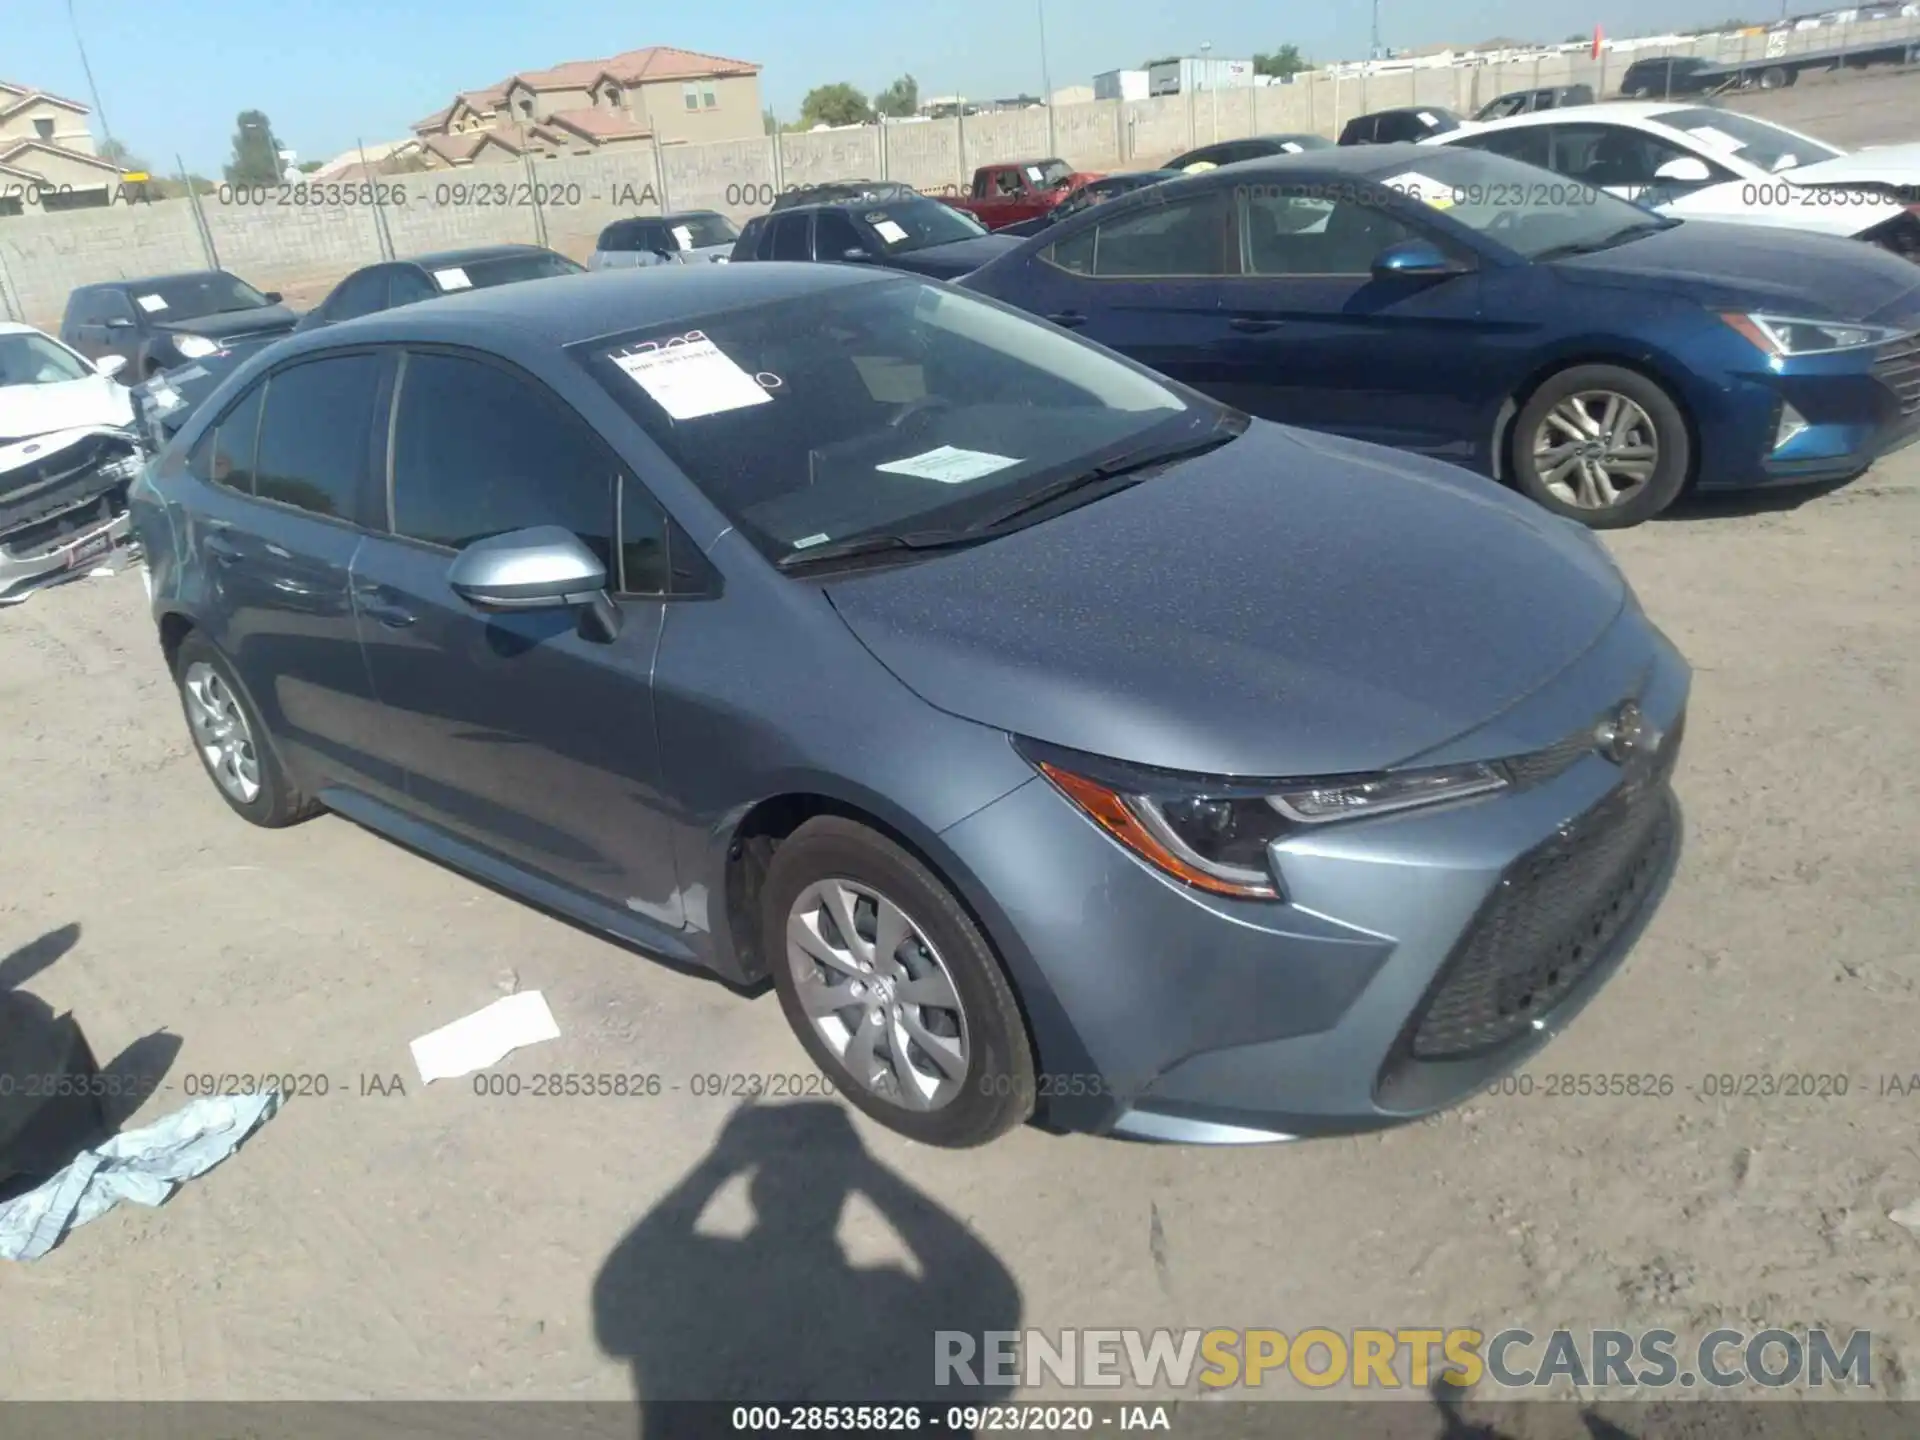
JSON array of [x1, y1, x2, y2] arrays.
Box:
[[263, 290, 283, 304], [447, 526, 621, 640], [1370, 238, 1463, 279], [94, 354, 128, 379], [1653, 156, 1712, 184], [107, 316, 135, 330], [840, 247, 876, 262]]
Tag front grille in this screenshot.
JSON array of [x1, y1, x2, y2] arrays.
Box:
[[1873, 331, 1920, 419], [1406, 714, 1683, 1062], [0, 433, 139, 549]]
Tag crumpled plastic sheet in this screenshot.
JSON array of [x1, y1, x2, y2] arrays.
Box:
[[0, 1088, 281, 1261]]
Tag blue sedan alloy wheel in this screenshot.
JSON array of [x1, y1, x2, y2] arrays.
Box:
[[762, 817, 1037, 1147], [1513, 364, 1693, 528]]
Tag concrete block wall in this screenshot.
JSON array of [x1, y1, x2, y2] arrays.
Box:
[[1, 14, 1913, 327]]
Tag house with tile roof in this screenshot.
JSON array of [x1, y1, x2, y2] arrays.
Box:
[[408, 46, 763, 166], [0, 80, 124, 213]]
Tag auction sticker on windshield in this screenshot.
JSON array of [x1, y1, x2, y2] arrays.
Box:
[[136, 294, 168, 312], [872, 219, 909, 245], [1379, 172, 1456, 209], [612, 334, 772, 420], [671, 225, 693, 249], [1685, 126, 1743, 153], [433, 267, 472, 290], [876, 445, 1020, 484]]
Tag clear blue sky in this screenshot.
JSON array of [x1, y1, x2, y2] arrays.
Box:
[[12, 0, 1762, 175]]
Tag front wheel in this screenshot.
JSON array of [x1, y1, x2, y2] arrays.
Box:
[[1759, 66, 1793, 90], [763, 817, 1036, 1148], [172, 633, 322, 827], [1511, 364, 1691, 528]]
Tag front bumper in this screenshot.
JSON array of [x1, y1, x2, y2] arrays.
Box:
[[938, 607, 1690, 1142], [0, 431, 145, 603], [1701, 331, 1920, 491]]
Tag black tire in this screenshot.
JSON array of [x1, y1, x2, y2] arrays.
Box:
[[171, 632, 322, 827], [1759, 66, 1792, 90], [1511, 364, 1691, 529], [762, 817, 1035, 1148]]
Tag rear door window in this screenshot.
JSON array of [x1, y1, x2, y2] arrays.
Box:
[[769, 213, 813, 261], [252, 353, 384, 522]]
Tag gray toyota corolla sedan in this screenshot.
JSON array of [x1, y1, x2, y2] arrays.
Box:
[[129, 264, 1689, 1148]]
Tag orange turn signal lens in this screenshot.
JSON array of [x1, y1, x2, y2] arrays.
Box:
[[1036, 762, 1280, 900]]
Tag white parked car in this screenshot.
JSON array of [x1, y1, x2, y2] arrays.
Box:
[[0, 322, 145, 604], [1425, 103, 1920, 258]]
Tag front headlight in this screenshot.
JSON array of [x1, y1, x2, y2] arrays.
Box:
[[1720, 312, 1907, 357], [172, 334, 219, 360], [1019, 739, 1509, 900]]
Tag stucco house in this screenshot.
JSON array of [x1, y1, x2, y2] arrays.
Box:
[[0, 80, 123, 214], [409, 46, 761, 167]]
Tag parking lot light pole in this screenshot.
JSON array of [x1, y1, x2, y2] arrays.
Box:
[[1038, 0, 1056, 155], [66, 0, 117, 156]]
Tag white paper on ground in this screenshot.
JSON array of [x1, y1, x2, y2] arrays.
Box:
[[136, 294, 167, 312], [671, 224, 694, 249], [410, 989, 560, 1084], [872, 219, 909, 244], [876, 445, 1020, 484], [433, 266, 472, 290], [612, 337, 772, 420]]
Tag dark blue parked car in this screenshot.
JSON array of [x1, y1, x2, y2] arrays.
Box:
[[959, 143, 1920, 527], [129, 265, 1689, 1147]]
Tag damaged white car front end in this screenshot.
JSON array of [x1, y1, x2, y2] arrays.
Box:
[[0, 425, 147, 605]]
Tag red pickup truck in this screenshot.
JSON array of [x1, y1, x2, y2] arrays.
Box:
[[944, 159, 1105, 230]]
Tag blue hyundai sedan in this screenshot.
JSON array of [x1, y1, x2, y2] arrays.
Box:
[[130, 265, 1688, 1147], [959, 143, 1920, 527]]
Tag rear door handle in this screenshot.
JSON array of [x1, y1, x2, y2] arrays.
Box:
[[1046, 311, 1086, 328], [1229, 317, 1284, 333]]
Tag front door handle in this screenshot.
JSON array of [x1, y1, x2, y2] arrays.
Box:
[[360, 599, 417, 629], [1229, 317, 1284, 333], [1046, 311, 1086, 328], [205, 533, 242, 566]]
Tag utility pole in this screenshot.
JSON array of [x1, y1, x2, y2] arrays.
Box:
[[1038, 0, 1056, 155], [1372, 0, 1383, 59], [66, 0, 117, 155]]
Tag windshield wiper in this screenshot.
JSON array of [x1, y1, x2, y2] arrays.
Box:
[[961, 424, 1244, 534], [1533, 219, 1675, 262], [775, 527, 989, 572]]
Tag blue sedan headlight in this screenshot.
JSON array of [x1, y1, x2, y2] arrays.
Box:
[[1721, 312, 1909, 358]]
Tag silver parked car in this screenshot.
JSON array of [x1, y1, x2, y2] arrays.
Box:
[[587, 212, 739, 270]]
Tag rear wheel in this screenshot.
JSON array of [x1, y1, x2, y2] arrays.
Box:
[[172, 633, 322, 827], [1759, 65, 1793, 89], [1511, 364, 1691, 529], [763, 817, 1035, 1148]]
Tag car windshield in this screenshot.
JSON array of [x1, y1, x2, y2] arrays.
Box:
[[664, 213, 740, 249], [857, 198, 988, 251], [0, 331, 91, 387], [575, 277, 1208, 565], [449, 251, 585, 290], [1649, 106, 1843, 171], [1368, 147, 1672, 259], [1027, 160, 1075, 190], [126, 272, 272, 321]]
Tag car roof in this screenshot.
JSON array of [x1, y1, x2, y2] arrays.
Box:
[[1441, 101, 1721, 137], [402, 244, 558, 267], [82, 270, 229, 290], [284, 264, 893, 354], [0, 320, 52, 337], [775, 193, 940, 215], [1229, 143, 1435, 176]]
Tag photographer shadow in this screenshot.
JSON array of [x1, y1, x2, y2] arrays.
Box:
[[593, 1099, 1021, 1438]]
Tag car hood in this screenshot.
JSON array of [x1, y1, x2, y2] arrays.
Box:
[[884, 234, 1023, 278], [1553, 219, 1920, 323], [0, 375, 134, 446], [1788, 141, 1920, 186], [822, 421, 1627, 778], [154, 304, 300, 339]]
